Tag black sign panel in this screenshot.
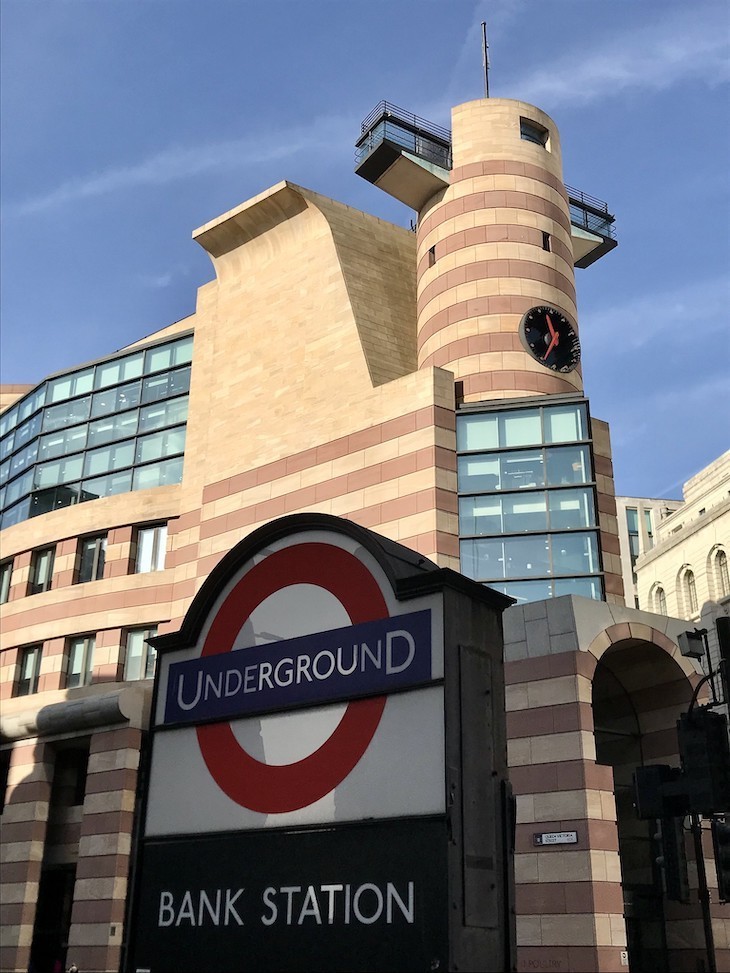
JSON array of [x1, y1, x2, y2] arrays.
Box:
[[129, 818, 448, 973]]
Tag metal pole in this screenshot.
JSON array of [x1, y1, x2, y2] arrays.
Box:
[[700, 628, 720, 706], [481, 22, 490, 98], [691, 812, 717, 973]]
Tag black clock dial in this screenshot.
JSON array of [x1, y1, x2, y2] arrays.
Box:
[[520, 305, 581, 372]]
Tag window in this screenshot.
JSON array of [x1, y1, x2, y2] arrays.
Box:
[[65, 636, 95, 689], [47, 368, 94, 404], [42, 395, 91, 432], [684, 569, 698, 615], [460, 531, 599, 582], [653, 585, 667, 614], [83, 440, 135, 478], [29, 546, 55, 594], [542, 231, 551, 252], [138, 396, 188, 433], [94, 351, 144, 390], [34, 454, 84, 489], [39, 426, 87, 461], [82, 469, 133, 501], [76, 535, 107, 584], [715, 550, 729, 598], [141, 365, 191, 404], [520, 117, 549, 147], [124, 626, 158, 681], [644, 509, 654, 550], [132, 455, 184, 491], [144, 335, 193, 373], [0, 560, 12, 605], [135, 524, 167, 573], [428, 245, 436, 267], [0, 334, 192, 532], [14, 645, 42, 697], [135, 426, 186, 465], [90, 380, 141, 418], [456, 400, 600, 606]]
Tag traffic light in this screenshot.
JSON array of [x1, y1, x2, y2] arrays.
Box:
[[654, 816, 690, 903], [678, 708, 730, 815], [634, 765, 684, 819], [711, 818, 730, 902]]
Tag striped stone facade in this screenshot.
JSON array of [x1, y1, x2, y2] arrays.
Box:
[[417, 100, 581, 403]]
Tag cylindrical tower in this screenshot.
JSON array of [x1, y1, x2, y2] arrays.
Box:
[[416, 99, 581, 403]]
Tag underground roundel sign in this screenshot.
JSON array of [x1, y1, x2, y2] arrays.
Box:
[[149, 522, 444, 831]]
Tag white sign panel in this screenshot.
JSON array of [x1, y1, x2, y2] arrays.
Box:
[[146, 684, 444, 835], [148, 529, 445, 833]]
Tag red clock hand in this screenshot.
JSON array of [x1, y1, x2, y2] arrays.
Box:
[[542, 331, 559, 360], [545, 313, 556, 339]]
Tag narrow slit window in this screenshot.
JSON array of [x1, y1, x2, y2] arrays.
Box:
[[428, 245, 436, 268], [542, 232, 551, 252]]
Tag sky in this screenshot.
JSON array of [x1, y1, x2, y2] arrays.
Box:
[[1, 0, 728, 499]]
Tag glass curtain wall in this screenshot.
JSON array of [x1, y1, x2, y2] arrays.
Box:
[[457, 399, 603, 605], [0, 333, 192, 529]]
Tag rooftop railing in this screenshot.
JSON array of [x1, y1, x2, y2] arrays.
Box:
[[355, 101, 452, 170], [565, 185, 616, 240], [356, 102, 616, 241]]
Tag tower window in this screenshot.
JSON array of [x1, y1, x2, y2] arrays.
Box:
[[542, 232, 551, 252], [520, 117, 549, 147], [428, 245, 436, 268]]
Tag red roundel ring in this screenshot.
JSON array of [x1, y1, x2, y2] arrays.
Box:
[[196, 542, 389, 813]]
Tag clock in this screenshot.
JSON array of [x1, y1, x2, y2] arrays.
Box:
[[519, 305, 581, 372]]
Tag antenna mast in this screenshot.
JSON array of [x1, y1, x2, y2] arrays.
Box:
[[481, 21, 490, 98]]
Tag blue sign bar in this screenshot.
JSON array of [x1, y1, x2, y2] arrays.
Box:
[[163, 610, 432, 726]]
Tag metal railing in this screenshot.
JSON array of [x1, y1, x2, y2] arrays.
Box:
[[356, 101, 452, 170], [355, 102, 616, 240], [566, 184, 616, 240]]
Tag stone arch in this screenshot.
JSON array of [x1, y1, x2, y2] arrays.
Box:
[[588, 623, 705, 972]]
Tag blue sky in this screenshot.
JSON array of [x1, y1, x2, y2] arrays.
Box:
[[1, 0, 728, 498]]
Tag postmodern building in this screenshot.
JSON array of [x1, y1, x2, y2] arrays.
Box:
[[1, 97, 727, 973]]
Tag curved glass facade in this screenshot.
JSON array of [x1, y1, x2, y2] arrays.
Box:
[[457, 399, 603, 605], [0, 334, 192, 529]]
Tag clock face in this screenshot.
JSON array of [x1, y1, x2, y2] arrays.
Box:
[[520, 305, 581, 372]]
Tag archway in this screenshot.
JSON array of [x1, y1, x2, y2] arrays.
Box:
[[591, 629, 702, 972]]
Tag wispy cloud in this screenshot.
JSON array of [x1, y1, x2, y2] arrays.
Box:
[[582, 276, 729, 353], [606, 370, 728, 495], [4, 113, 353, 219], [138, 270, 177, 290], [516, 10, 729, 109]]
